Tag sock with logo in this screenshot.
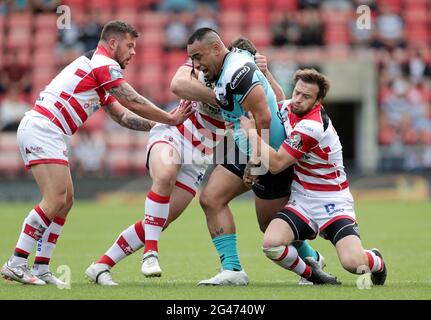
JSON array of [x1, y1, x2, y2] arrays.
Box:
[[10, 206, 51, 267], [96, 220, 146, 268], [213, 234, 242, 271]]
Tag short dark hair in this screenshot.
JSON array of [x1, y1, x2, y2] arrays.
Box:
[[293, 69, 331, 100], [228, 37, 257, 55], [100, 20, 139, 41], [187, 27, 219, 45]]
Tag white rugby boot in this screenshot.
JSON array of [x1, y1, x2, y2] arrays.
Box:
[[36, 271, 67, 286], [141, 251, 162, 277], [85, 263, 118, 286], [1, 261, 46, 285], [198, 269, 249, 286]]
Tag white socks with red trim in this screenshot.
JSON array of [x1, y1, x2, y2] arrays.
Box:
[[143, 190, 170, 254], [10, 206, 51, 267], [32, 216, 66, 275], [263, 245, 312, 278], [96, 220, 146, 268]]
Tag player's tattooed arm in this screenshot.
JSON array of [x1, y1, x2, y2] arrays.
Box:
[[103, 101, 154, 131], [107, 82, 193, 125], [107, 82, 152, 106]]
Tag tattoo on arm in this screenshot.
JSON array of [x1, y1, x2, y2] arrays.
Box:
[[108, 82, 152, 106], [123, 113, 152, 131], [104, 102, 152, 131]]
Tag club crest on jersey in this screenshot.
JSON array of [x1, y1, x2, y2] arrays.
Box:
[[287, 133, 303, 150], [83, 98, 100, 111], [109, 67, 123, 80], [230, 66, 250, 90]]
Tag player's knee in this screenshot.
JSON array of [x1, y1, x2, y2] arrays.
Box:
[[262, 245, 285, 261], [199, 190, 217, 211], [340, 254, 367, 274], [152, 169, 177, 191]]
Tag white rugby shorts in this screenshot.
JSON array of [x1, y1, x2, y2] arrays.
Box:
[[146, 124, 211, 196], [285, 189, 357, 239], [17, 113, 71, 169]]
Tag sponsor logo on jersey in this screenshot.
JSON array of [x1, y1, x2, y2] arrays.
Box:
[[109, 66, 123, 80], [83, 98, 100, 110], [230, 65, 250, 90], [287, 133, 303, 150]]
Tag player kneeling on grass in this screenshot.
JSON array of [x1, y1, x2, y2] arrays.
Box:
[[240, 69, 386, 285]]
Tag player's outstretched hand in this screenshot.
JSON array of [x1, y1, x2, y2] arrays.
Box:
[[255, 53, 268, 74], [170, 100, 194, 125]]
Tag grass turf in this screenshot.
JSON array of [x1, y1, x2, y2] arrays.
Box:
[[1, 199, 430, 300]]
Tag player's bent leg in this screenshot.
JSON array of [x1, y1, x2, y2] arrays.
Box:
[[142, 143, 181, 277], [32, 168, 74, 285], [198, 165, 249, 286], [2, 164, 70, 285], [254, 196, 288, 232], [263, 214, 339, 285], [335, 236, 387, 285], [325, 218, 386, 285], [87, 186, 195, 285]]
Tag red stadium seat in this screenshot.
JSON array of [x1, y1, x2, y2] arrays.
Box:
[[0, 151, 22, 178], [0, 133, 19, 152], [166, 51, 188, 69], [404, 9, 428, 23], [8, 13, 32, 29], [34, 13, 57, 31], [245, 25, 271, 48], [247, 8, 270, 25], [107, 150, 132, 176], [273, 0, 298, 11], [218, 10, 244, 29], [106, 131, 133, 150], [406, 24, 429, 45], [220, 0, 244, 10], [138, 12, 168, 29], [379, 0, 402, 13]]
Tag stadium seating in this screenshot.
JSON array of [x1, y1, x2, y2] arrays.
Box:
[[1, 0, 430, 177]]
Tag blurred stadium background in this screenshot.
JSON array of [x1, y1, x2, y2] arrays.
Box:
[[0, 0, 430, 201], [0, 0, 431, 299]]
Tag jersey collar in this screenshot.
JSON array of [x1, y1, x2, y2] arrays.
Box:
[[95, 44, 111, 58]]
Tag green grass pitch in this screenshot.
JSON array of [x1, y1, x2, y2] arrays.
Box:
[[1, 199, 430, 300]]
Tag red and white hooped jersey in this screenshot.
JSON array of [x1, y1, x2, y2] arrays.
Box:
[[27, 45, 124, 135], [173, 60, 226, 156], [279, 100, 350, 198]]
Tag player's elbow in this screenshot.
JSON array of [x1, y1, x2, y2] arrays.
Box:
[[170, 78, 186, 97], [256, 112, 271, 129]]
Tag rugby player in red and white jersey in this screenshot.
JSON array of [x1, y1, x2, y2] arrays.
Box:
[[0, 20, 193, 286], [240, 69, 386, 285], [85, 59, 226, 285]]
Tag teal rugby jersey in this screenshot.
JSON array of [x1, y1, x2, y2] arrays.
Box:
[[214, 48, 285, 155]]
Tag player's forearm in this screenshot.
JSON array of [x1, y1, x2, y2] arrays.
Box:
[[249, 130, 286, 174], [108, 83, 175, 125], [171, 76, 217, 106], [104, 102, 154, 131], [119, 111, 154, 131]]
